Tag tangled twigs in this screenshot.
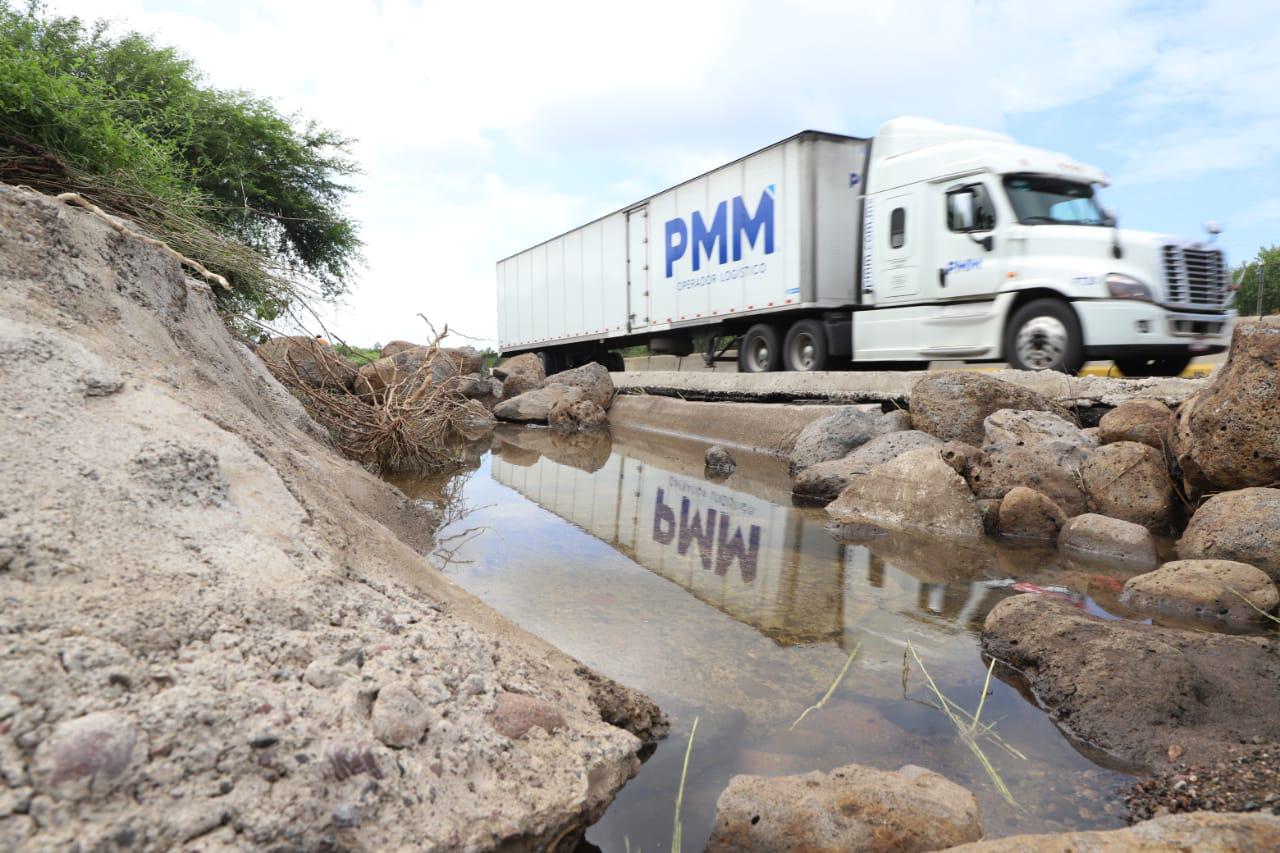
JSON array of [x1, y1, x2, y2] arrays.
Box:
[[261, 324, 481, 473]]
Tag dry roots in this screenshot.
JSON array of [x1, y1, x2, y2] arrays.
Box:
[[261, 327, 483, 473]]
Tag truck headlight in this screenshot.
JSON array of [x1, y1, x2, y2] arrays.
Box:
[[1106, 274, 1153, 301]]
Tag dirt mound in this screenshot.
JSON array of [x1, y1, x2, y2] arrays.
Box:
[[0, 186, 661, 850]]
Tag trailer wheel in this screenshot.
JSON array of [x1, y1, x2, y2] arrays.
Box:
[[783, 319, 829, 371], [604, 352, 626, 372], [738, 324, 782, 372], [1113, 354, 1192, 378], [1004, 298, 1084, 374], [538, 349, 564, 375]]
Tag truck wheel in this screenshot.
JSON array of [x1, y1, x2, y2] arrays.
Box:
[[538, 349, 564, 375], [1004, 298, 1084, 374], [783, 319, 829, 371], [604, 352, 626, 372], [1113, 355, 1192, 378], [738, 324, 782, 372]]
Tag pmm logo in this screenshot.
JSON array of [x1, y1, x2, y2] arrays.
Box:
[[664, 186, 776, 278]]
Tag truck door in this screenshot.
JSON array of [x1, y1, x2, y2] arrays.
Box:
[[626, 205, 650, 330], [930, 179, 1005, 300], [872, 190, 920, 301]]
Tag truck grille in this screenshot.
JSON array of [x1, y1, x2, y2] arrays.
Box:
[[1162, 244, 1228, 307]]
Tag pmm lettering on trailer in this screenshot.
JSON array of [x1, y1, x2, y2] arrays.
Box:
[[664, 186, 776, 278]]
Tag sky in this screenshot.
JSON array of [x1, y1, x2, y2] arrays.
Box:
[[47, 0, 1280, 349]]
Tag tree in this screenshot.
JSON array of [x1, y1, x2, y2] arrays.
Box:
[[1233, 246, 1280, 317], [0, 1, 360, 319]]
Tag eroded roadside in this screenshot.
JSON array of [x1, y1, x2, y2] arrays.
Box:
[[0, 186, 664, 850]]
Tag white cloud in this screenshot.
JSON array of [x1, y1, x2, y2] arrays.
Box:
[[43, 0, 1279, 347]]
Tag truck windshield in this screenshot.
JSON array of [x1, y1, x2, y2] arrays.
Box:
[[1002, 174, 1108, 226]]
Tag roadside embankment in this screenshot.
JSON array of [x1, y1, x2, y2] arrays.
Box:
[[0, 186, 663, 850]]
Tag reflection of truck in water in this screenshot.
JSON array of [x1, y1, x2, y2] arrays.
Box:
[[497, 117, 1234, 377], [490, 439, 994, 644]]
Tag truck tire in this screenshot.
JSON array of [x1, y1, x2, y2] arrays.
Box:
[[738, 324, 782, 372], [1004, 298, 1084, 374], [538, 349, 564, 375], [1113, 354, 1192, 378], [783, 319, 829, 371], [604, 352, 626, 372]]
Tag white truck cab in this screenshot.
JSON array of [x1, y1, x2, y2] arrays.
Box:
[[853, 118, 1234, 375], [496, 117, 1235, 376]]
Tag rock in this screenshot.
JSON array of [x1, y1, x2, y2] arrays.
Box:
[[909, 371, 1072, 446], [493, 383, 573, 423], [256, 336, 356, 390], [331, 804, 361, 828], [940, 440, 985, 476], [1098, 399, 1172, 448], [371, 683, 430, 749], [494, 352, 545, 399], [456, 399, 497, 437], [981, 594, 1280, 770], [487, 693, 566, 740], [983, 408, 1096, 451], [827, 448, 984, 540], [353, 347, 462, 399], [977, 498, 1001, 536], [966, 440, 1091, 517], [1179, 488, 1280, 581], [788, 407, 899, 475], [705, 762, 981, 853], [548, 388, 608, 432], [997, 486, 1066, 541], [31, 711, 145, 801], [1081, 441, 1176, 531], [792, 431, 941, 503], [704, 445, 736, 474], [545, 362, 614, 410], [945, 811, 1280, 852], [1168, 317, 1280, 494], [880, 408, 912, 431], [458, 372, 496, 405], [1120, 560, 1279, 624], [380, 340, 419, 357], [1058, 513, 1158, 567]]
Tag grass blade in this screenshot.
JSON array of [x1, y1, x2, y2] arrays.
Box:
[[790, 640, 863, 730], [672, 716, 699, 853]]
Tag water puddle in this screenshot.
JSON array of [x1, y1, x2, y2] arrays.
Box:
[[388, 425, 1151, 850]]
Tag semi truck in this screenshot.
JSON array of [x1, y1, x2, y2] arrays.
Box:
[[496, 117, 1235, 376]]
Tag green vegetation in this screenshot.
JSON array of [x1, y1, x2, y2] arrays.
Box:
[[335, 343, 381, 365], [0, 1, 360, 323], [1233, 246, 1280, 317]]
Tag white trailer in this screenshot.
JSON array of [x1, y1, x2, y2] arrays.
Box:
[[497, 117, 1235, 376]]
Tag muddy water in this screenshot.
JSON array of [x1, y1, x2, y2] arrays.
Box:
[[389, 426, 1148, 851]]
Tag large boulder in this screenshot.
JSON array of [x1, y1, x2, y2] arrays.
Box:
[[494, 352, 545, 399], [1058, 513, 1158, 568], [1081, 441, 1176, 531], [1098, 399, 1172, 448], [1167, 317, 1280, 494], [965, 440, 1091, 517], [982, 594, 1280, 770], [1179, 488, 1280, 581], [826, 447, 984, 540], [1120, 559, 1279, 625], [545, 362, 614, 410], [705, 763, 981, 853], [256, 336, 357, 390], [788, 406, 901, 476], [353, 346, 464, 399], [791, 431, 941, 503], [997, 486, 1067, 542], [380, 340, 419, 357], [909, 371, 1071, 446], [982, 408, 1096, 451], [493, 382, 572, 423], [946, 812, 1280, 852]]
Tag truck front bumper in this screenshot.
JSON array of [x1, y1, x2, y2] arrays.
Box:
[[1074, 299, 1234, 359]]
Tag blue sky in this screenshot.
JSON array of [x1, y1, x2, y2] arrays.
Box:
[[48, 0, 1280, 347]]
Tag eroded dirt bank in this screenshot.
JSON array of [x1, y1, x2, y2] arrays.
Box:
[[0, 186, 663, 850]]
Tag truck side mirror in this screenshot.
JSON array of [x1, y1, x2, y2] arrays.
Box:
[[953, 191, 977, 231]]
